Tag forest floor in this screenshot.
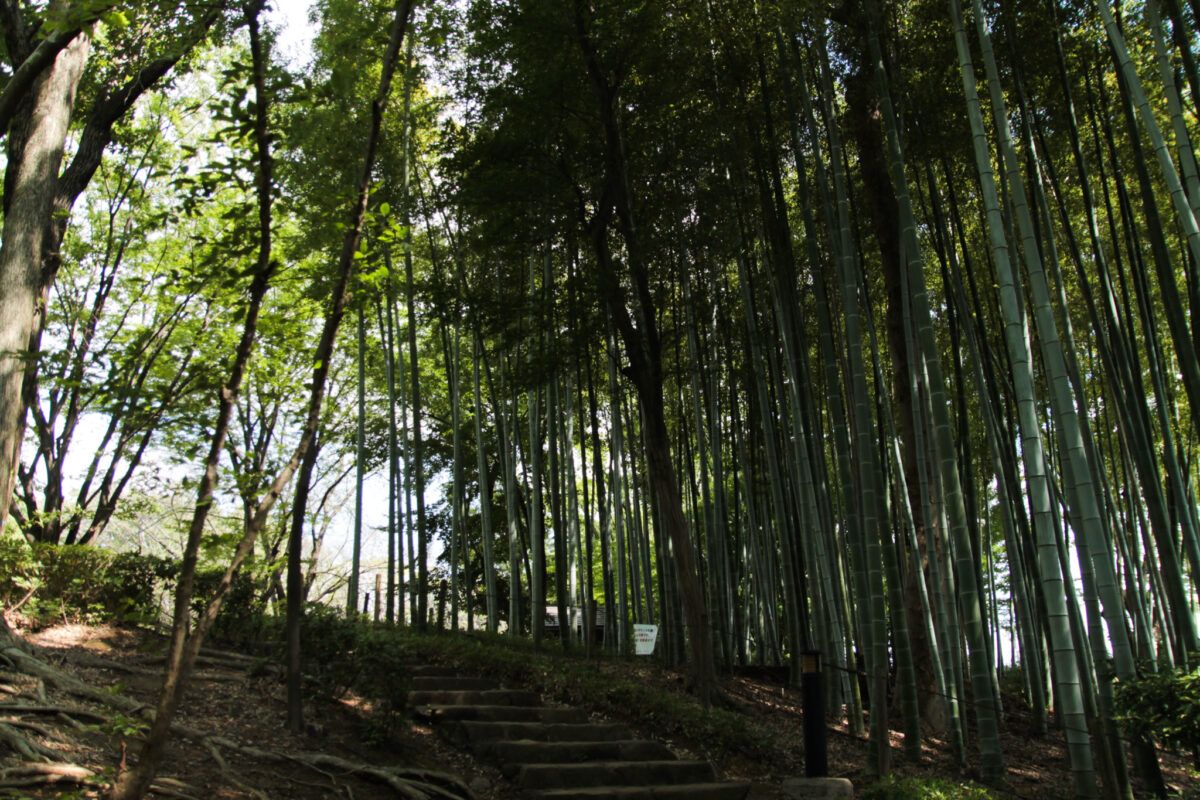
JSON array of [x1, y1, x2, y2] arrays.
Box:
[[0, 618, 1194, 799]]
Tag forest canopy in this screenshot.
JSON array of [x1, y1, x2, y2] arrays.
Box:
[[2, 0, 1199, 797]]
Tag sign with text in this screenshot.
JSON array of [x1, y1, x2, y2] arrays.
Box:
[[633, 624, 659, 655]]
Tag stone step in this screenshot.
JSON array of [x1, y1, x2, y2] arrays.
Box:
[[405, 665, 459, 678], [516, 760, 717, 790], [781, 777, 854, 799], [420, 704, 588, 724], [529, 783, 751, 800], [493, 740, 676, 775], [408, 668, 748, 800], [410, 675, 501, 692], [440, 720, 635, 752], [407, 688, 542, 707]]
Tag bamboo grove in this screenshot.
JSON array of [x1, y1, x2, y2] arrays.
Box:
[[1, 0, 1199, 796], [407, 0, 1200, 794]]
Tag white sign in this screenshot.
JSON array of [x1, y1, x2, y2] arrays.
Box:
[[633, 624, 659, 655]]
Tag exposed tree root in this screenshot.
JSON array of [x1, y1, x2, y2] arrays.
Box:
[[0, 761, 98, 787], [150, 776, 203, 800], [282, 759, 358, 798], [2, 761, 95, 779], [0, 716, 62, 740], [1, 702, 114, 724], [0, 762, 200, 799], [0, 719, 58, 759], [0, 627, 478, 799], [65, 649, 250, 683], [135, 648, 284, 679], [200, 736, 270, 800], [0, 669, 31, 688], [1, 639, 149, 716], [195, 646, 274, 669], [198, 645, 261, 662], [172, 731, 478, 800]]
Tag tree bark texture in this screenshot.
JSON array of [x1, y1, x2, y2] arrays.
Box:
[[0, 33, 90, 533]]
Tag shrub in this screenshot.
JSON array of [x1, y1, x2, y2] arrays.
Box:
[[1, 541, 176, 625], [100, 551, 177, 621], [859, 776, 997, 800], [192, 565, 267, 644], [1114, 661, 1200, 767], [295, 604, 411, 711], [995, 663, 1028, 701], [31, 543, 112, 618], [0, 531, 39, 606], [293, 603, 362, 700], [269, 603, 411, 739]]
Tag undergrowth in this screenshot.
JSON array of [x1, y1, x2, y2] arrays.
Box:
[[0, 533, 177, 626], [394, 627, 777, 763], [5, 540, 774, 766], [213, 609, 776, 761], [859, 776, 998, 800], [1113, 659, 1200, 771]]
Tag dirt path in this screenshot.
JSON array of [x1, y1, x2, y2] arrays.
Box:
[[3, 621, 1193, 799], [3, 622, 503, 798]]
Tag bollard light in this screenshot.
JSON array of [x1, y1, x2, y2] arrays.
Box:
[[801, 650, 828, 778]]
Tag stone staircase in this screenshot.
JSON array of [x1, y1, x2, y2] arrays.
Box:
[[408, 666, 751, 799]]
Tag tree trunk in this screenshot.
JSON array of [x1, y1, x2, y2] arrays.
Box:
[[106, 5, 415, 796], [349, 305, 366, 614], [286, 0, 415, 730], [473, 328, 499, 632], [106, 5, 277, 793], [571, 1, 718, 702], [842, 21, 933, 749], [399, 37, 428, 630], [0, 32, 89, 533], [947, 0, 1091, 791]]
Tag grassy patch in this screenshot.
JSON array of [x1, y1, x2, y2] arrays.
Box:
[[859, 776, 998, 800]]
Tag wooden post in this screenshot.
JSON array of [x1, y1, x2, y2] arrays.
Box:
[[374, 573, 382, 622], [437, 579, 448, 629]]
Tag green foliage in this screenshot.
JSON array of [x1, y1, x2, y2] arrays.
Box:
[[859, 776, 998, 800], [290, 604, 362, 699], [357, 712, 397, 747], [94, 713, 150, 738], [0, 530, 39, 605], [398, 628, 774, 763], [0, 540, 176, 626], [1114, 661, 1200, 762], [995, 663, 1028, 702], [103, 551, 178, 620], [32, 544, 113, 616], [290, 604, 412, 712], [191, 564, 269, 644], [240, 604, 413, 739]]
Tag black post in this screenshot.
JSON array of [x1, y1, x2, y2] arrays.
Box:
[[801, 650, 828, 777]]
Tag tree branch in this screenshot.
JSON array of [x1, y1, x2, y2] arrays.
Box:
[[0, 29, 82, 137]]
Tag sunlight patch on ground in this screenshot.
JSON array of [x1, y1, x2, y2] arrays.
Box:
[[29, 623, 108, 648], [26, 622, 139, 652]]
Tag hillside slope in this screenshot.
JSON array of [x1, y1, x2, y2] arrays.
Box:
[[0, 620, 1192, 799]]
